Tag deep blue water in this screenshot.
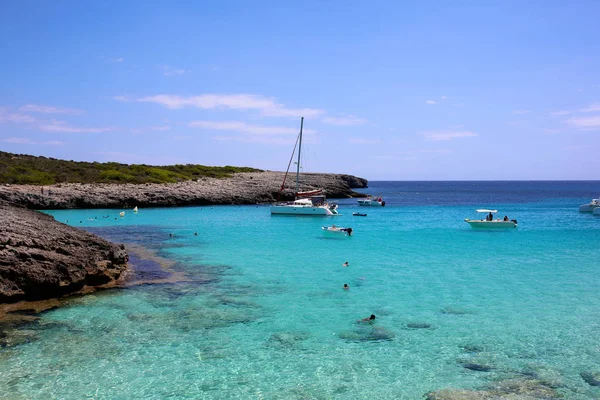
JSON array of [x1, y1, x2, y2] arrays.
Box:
[[1, 181, 599, 399]]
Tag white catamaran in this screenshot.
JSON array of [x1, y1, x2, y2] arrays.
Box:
[[270, 117, 339, 216]]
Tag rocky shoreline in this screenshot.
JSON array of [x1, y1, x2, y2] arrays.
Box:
[[0, 171, 368, 210], [0, 200, 129, 304]]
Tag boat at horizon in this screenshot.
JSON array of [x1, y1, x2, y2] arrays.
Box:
[[465, 209, 517, 228], [579, 198, 600, 212], [357, 197, 385, 207], [270, 117, 339, 216]]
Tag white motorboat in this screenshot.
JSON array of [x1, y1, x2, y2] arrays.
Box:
[[322, 225, 353, 236], [270, 117, 339, 216], [465, 209, 517, 229], [357, 197, 385, 207], [579, 198, 600, 212]]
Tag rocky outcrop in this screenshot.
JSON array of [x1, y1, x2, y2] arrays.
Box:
[[425, 378, 561, 399], [0, 200, 128, 303], [0, 171, 368, 210]]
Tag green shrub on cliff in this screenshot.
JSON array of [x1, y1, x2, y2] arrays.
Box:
[[0, 151, 261, 185]]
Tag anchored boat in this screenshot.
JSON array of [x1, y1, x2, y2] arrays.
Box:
[[270, 117, 339, 216], [322, 225, 353, 236], [357, 197, 385, 207], [579, 198, 600, 213], [465, 209, 517, 228]]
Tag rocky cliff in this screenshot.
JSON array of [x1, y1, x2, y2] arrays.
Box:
[[0, 200, 129, 303], [0, 171, 368, 209]]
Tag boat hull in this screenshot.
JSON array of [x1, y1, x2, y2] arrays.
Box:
[[579, 204, 600, 212], [593, 208, 600, 216], [322, 226, 352, 236], [270, 205, 336, 216], [465, 219, 517, 228]]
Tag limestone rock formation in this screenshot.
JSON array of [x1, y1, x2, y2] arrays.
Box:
[[0, 171, 368, 209], [0, 201, 128, 303]]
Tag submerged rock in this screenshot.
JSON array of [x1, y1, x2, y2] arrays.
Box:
[[460, 344, 485, 354], [338, 325, 395, 342], [266, 331, 310, 349], [425, 377, 561, 399], [441, 307, 473, 315], [0, 201, 128, 303], [461, 362, 494, 372], [580, 371, 600, 386], [405, 322, 433, 329]]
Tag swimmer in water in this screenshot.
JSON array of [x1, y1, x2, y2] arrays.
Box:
[[343, 261, 349, 267], [358, 314, 376, 323]]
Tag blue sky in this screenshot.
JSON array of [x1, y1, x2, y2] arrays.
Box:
[[1, 1, 599, 180]]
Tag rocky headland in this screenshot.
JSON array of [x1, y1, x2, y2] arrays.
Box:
[[0, 200, 128, 305], [0, 171, 368, 210]]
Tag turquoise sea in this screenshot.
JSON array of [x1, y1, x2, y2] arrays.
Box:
[[2, 181, 600, 399]]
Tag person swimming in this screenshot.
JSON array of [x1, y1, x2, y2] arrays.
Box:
[[358, 314, 376, 323], [343, 284, 349, 290], [343, 261, 349, 267]]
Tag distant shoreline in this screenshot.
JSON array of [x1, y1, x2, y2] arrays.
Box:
[[0, 171, 368, 210]]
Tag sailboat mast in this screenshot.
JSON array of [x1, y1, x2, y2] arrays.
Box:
[[295, 117, 303, 194]]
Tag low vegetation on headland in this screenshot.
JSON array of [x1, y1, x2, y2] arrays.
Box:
[[0, 151, 262, 185]]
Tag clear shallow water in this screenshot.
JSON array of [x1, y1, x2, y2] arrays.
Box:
[[2, 181, 600, 399]]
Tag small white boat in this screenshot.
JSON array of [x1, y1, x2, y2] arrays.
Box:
[[119, 211, 125, 217], [357, 197, 385, 207], [322, 226, 353, 236], [133, 206, 138, 213], [579, 198, 600, 212], [465, 209, 517, 229]]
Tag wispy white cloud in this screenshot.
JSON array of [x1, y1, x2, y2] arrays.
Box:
[[39, 120, 114, 133], [128, 94, 324, 118], [421, 130, 478, 141], [440, 96, 449, 100], [322, 115, 367, 126], [0, 112, 36, 124], [513, 110, 532, 115], [160, 66, 188, 76], [189, 120, 314, 136], [348, 138, 380, 144], [113, 57, 124, 63], [580, 102, 600, 112], [551, 110, 571, 116], [566, 116, 600, 128], [19, 104, 83, 115], [425, 100, 436, 105], [129, 125, 171, 134], [2, 137, 64, 145], [212, 135, 297, 145]]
